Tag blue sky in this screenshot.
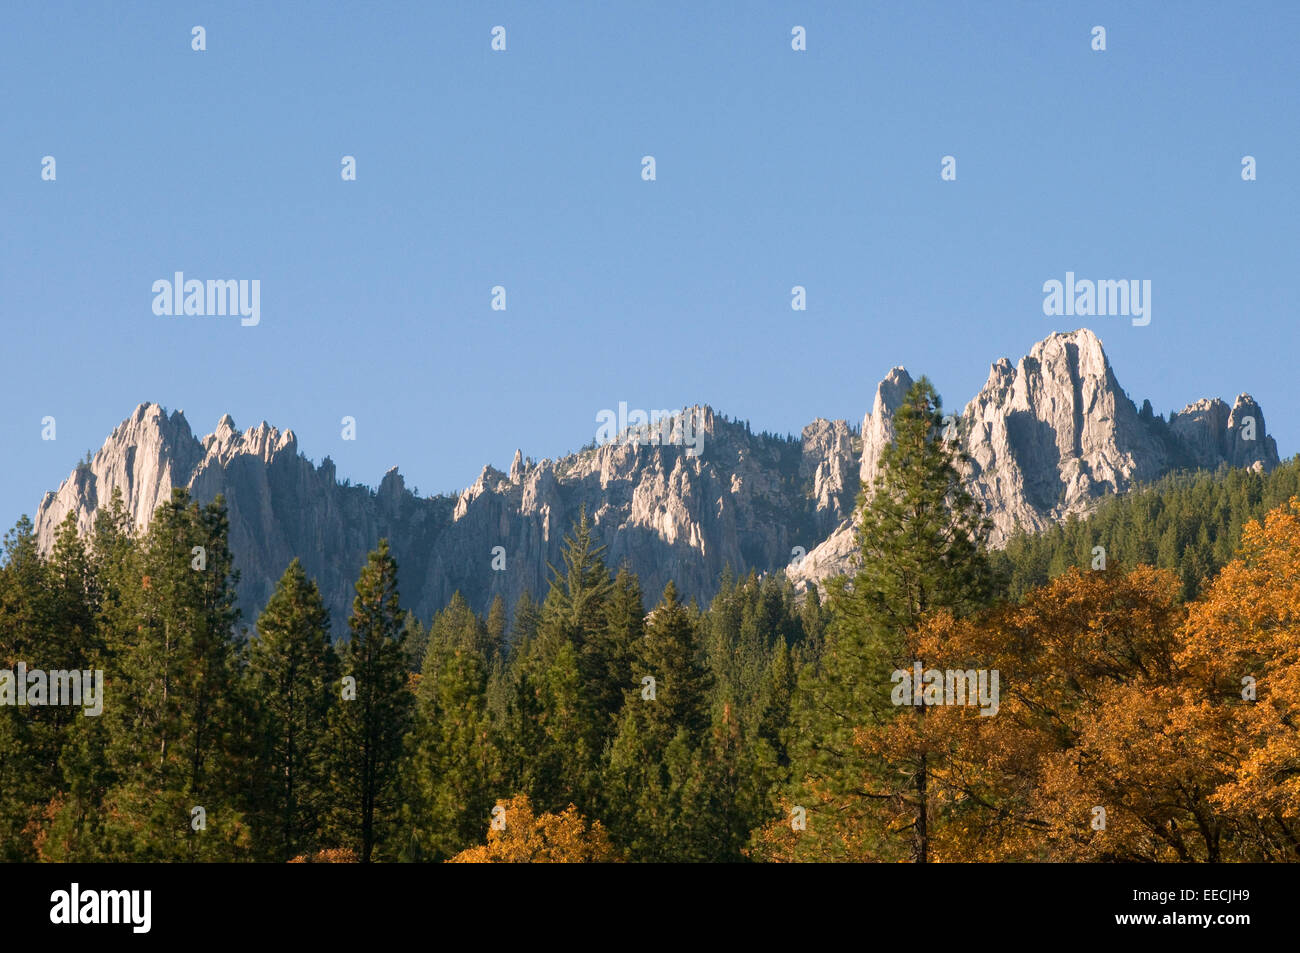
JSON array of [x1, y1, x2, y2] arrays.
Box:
[[2, 1, 1296, 527]]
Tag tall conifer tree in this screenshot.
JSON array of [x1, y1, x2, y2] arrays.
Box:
[[247, 558, 337, 861], [780, 378, 992, 862], [323, 539, 413, 862]]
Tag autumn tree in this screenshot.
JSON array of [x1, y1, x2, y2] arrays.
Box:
[[1176, 498, 1300, 859], [924, 566, 1197, 861], [447, 795, 619, 863]]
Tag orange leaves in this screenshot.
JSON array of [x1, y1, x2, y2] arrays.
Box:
[[288, 847, 358, 863], [895, 561, 1224, 860], [967, 497, 1300, 860], [1179, 497, 1300, 831], [446, 795, 620, 863]]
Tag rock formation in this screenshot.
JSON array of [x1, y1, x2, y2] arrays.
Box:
[[788, 329, 1279, 585], [33, 330, 1280, 631]]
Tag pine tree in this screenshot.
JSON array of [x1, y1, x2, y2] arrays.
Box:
[[753, 635, 796, 792], [36, 490, 138, 861], [778, 378, 993, 863], [498, 662, 548, 806], [101, 490, 248, 861], [505, 590, 540, 663], [503, 511, 617, 816], [33, 513, 109, 861], [507, 639, 594, 814], [426, 592, 491, 674], [323, 539, 413, 862], [402, 630, 498, 860], [603, 581, 715, 860], [539, 507, 615, 656], [680, 702, 767, 861], [246, 559, 338, 862], [37, 708, 112, 861], [0, 516, 55, 663], [49, 512, 100, 660], [401, 611, 428, 673], [0, 516, 68, 859], [485, 594, 507, 657], [799, 584, 826, 647], [588, 567, 644, 737]]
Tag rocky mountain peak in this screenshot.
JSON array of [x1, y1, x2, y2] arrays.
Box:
[[860, 367, 914, 489], [203, 415, 296, 465], [791, 329, 1280, 587], [32, 333, 1282, 631], [799, 418, 858, 535]]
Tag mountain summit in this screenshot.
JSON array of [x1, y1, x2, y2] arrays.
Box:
[[34, 330, 1279, 631]]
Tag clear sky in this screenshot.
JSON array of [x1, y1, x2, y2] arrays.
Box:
[[3, 1, 1297, 529]]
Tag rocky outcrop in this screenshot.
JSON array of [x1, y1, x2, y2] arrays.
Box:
[[960, 329, 1172, 540], [859, 367, 914, 492], [35, 404, 837, 634], [1170, 395, 1274, 472], [799, 418, 859, 536], [789, 329, 1279, 586], [33, 330, 1281, 630]]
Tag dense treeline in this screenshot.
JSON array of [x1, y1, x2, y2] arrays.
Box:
[[0, 486, 822, 862], [3, 384, 1300, 862], [993, 457, 1300, 601]]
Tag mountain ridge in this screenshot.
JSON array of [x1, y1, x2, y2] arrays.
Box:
[[33, 329, 1280, 632]]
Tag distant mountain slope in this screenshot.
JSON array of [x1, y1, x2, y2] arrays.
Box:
[[34, 329, 1278, 632]]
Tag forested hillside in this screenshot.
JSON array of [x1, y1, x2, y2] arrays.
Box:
[[3, 382, 1299, 862], [994, 457, 1300, 600]]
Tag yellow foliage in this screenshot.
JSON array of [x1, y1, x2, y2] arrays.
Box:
[[289, 847, 359, 863], [1180, 498, 1300, 831], [447, 795, 620, 863]]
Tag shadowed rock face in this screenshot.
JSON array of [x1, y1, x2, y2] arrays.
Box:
[[34, 330, 1279, 631]]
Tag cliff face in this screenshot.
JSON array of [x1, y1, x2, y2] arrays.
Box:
[[961, 330, 1170, 539], [789, 329, 1279, 585], [34, 404, 845, 633], [33, 330, 1279, 630]]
